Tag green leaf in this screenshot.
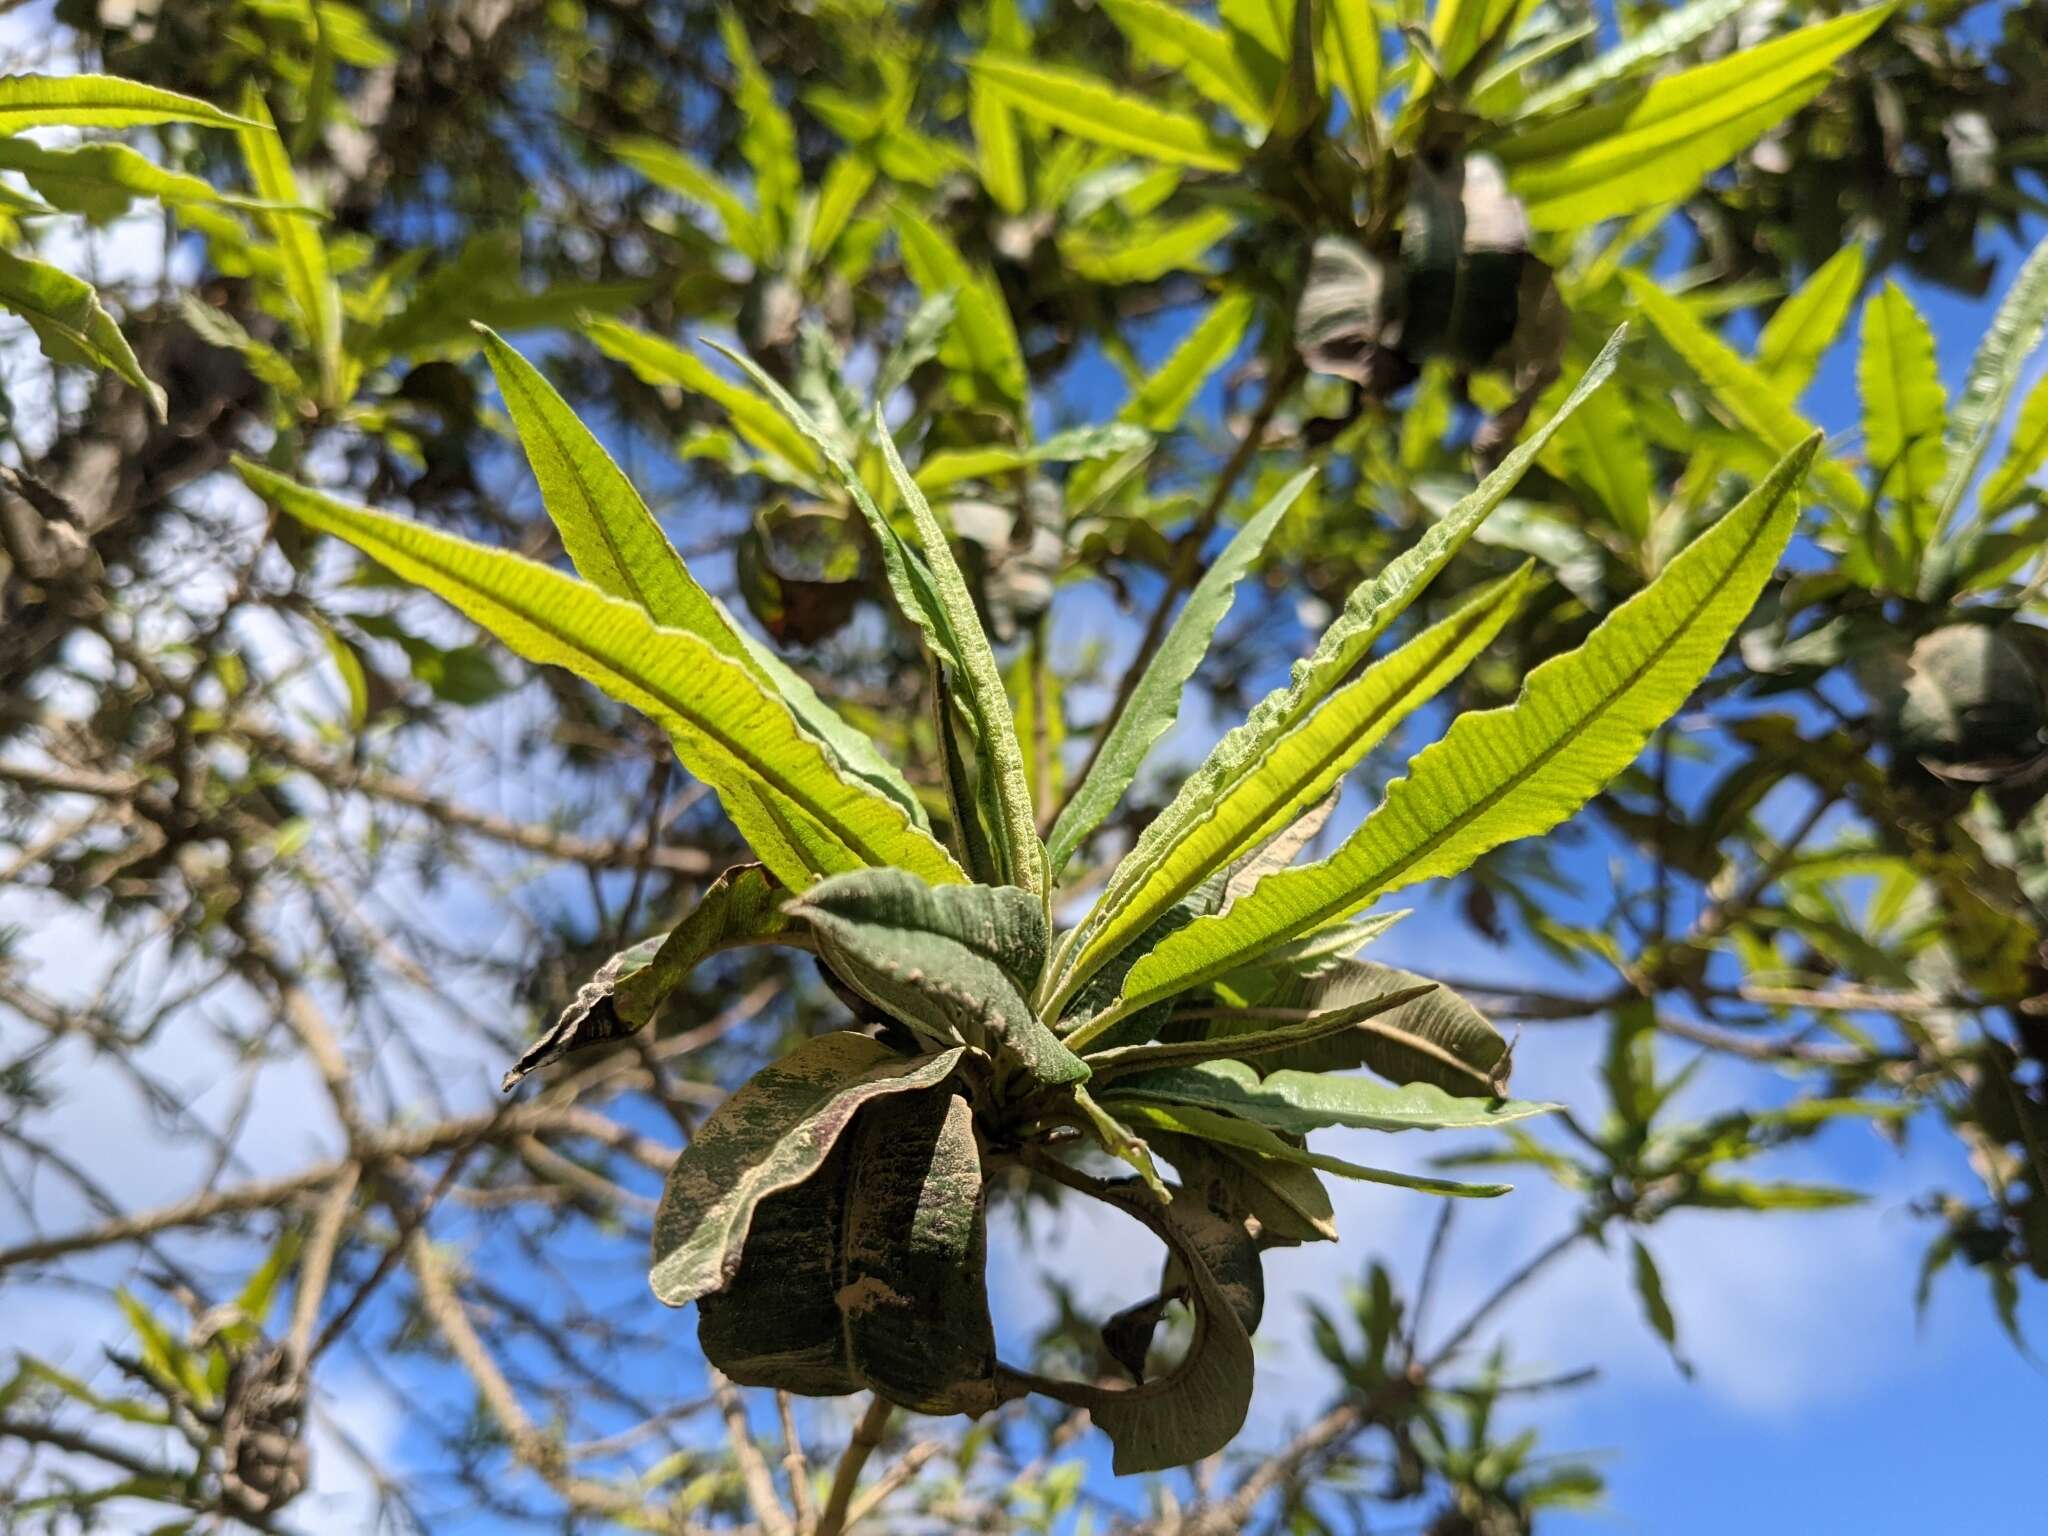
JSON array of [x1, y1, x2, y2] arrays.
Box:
[[811, 151, 876, 259], [1929, 230, 2048, 566], [875, 418, 1046, 897], [584, 317, 822, 476], [1630, 1237, 1689, 1372], [478, 327, 923, 823], [1049, 330, 1623, 1010], [1122, 289, 1256, 432], [0, 249, 164, 419], [118, 1291, 211, 1407], [1756, 243, 1867, 401], [914, 422, 1150, 493], [892, 204, 1028, 407], [0, 73, 251, 131], [504, 864, 789, 1089], [1120, 1102, 1511, 1198], [613, 137, 764, 260], [1689, 1178, 1865, 1211], [1493, 6, 1894, 230], [1047, 469, 1313, 880], [1100, 0, 1268, 123], [968, 55, 1247, 173], [1214, 958, 1509, 1093], [1624, 271, 1865, 514], [1431, 0, 1520, 82], [238, 461, 964, 891], [698, 1086, 998, 1412], [1061, 207, 1240, 285], [1555, 371, 1651, 545], [1084, 980, 1439, 1077], [787, 869, 1083, 1083], [1322, 0, 1382, 123], [237, 84, 344, 405], [1513, 0, 1750, 120], [1057, 564, 1536, 1020], [1859, 280, 1948, 570], [1020, 1181, 1258, 1472], [1113, 435, 1813, 1015], [1154, 1130, 1337, 1241], [969, 68, 1028, 216], [719, 12, 800, 253], [650, 1031, 963, 1306], [1978, 369, 2048, 515], [0, 138, 297, 221], [1102, 1056, 1556, 1134]]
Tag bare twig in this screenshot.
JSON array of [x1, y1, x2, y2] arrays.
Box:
[[816, 1393, 895, 1536]]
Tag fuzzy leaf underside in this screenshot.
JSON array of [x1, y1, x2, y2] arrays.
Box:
[[649, 1033, 964, 1308], [697, 1087, 999, 1413], [503, 864, 788, 1090], [788, 870, 1087, 1084]]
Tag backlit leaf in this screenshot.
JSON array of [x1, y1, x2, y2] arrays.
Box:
[[238, 461, 965, 891], [968, 55, 1247, 172], [1114, 435, 1813, 1014]]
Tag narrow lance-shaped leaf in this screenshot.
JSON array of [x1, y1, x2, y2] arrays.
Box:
[[1113, 435, 1814, 1017], [477, 326, 925, 825], [1977, 369, 2048, 515], [1924, 229, 2048, 590], [1054, 563, 1537, 1018], [1757, 243, 1868, 401], [1624, 271, 1865, 514], [1100, 0, 1269, 123], [0, 139, 300, 221], [968, 54, 1248, 172], [237, 84, 344, 406], [612, 137, 765, 260], [1060, 207, 1240, 286], [1048, 469, 1314, 879], [1123, 290, 1255, 433], [705, 341, 966, 674], [237, 461, 965, 891], [719, 12, 800, 252], [1492, 7, 1894, 230], [893, 205, 1028, 408], [1101, 1056, 1557, 1134], [1631, 1236, 1690, 1373], [1513, 0, 1750, 120], [1859, 281, 1947, 573], [0, 73, 252, 131], [584, 317, 821, 477], [1118, 1101, 1511, 1198], [1047, 335, 1625, 1005], [0, 249, 165, 420], [650, 1033, 963, 1306], [1214, 958, 1508, 1093], [875, 418, 1047, 899], [1322, 0, 1382, 123], [1083, 981, 1440, 1078]]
